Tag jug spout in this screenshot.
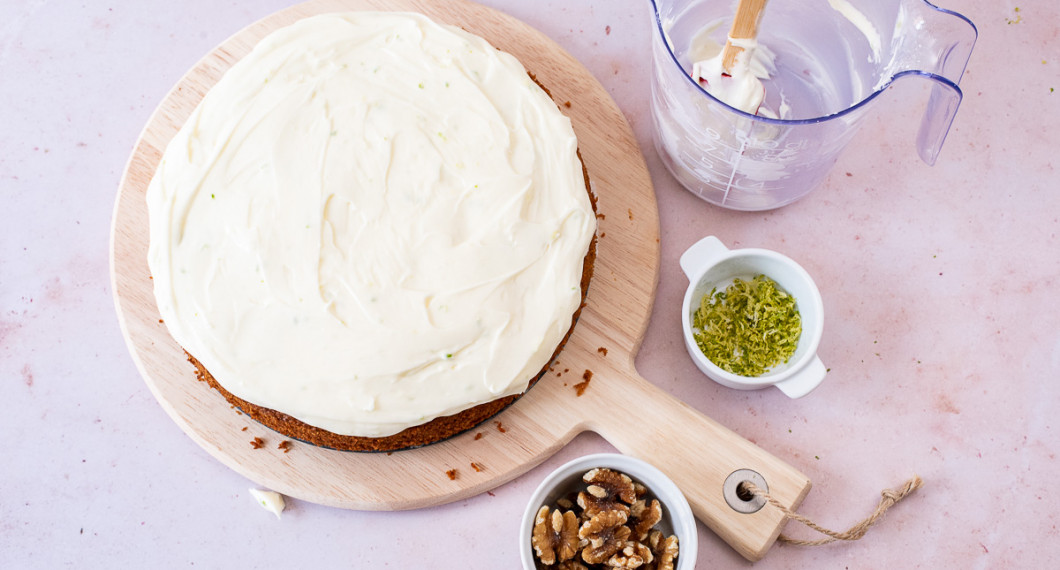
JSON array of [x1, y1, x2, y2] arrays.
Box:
[[887, 0, 977, 165]]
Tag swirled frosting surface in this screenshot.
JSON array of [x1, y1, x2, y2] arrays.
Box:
[[147, 12, 595, 437]]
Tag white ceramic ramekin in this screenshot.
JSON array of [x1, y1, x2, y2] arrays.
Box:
[[680, 235, 826, 398], [519, 453, 697, 569]]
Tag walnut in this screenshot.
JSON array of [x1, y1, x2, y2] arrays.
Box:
[[577, 468, 636, 517], [578, 509, 631, 564], [531, 468, 677, 569], [551, 561, 589, 570], [608, 540, 654, 568], [532, 506, 581, 565], [645, 530, 680, 570], [629, 499, 663, 541]]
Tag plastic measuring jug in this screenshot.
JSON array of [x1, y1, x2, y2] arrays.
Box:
[[649, 0, 977, 211]]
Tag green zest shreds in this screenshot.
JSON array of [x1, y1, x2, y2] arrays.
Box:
[[692, 274, 801, 377]]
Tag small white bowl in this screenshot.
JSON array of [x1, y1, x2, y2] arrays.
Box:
[[519, 453, 697, 569], [680, 236, 826, 398]]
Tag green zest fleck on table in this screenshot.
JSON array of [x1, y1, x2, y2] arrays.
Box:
[[691, 274, 801, 377]]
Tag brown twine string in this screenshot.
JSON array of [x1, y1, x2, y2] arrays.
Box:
[[740, 475, 923, 546]]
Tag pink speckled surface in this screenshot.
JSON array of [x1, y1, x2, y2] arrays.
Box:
[[2, 0, 1057, 567]]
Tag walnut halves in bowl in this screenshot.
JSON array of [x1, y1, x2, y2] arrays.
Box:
[[529, 467, 680, 569], [532, 506, 582, 565]]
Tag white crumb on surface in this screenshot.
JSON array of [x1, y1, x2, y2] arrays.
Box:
[[249, 488, 286, 519]]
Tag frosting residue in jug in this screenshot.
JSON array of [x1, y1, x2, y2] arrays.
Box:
[[828, 0, 888, 101], [827, 0, 881, 63], [687, 23, 789, 119], [685, 0, 886, 120]]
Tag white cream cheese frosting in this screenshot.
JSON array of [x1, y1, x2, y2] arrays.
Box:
[[146, 12, 595, 438], [249, 489, 285, 519], [690, 36, 768, 116], [688, 23, 781, 118]]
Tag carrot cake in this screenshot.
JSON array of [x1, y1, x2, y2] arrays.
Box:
[[146, 12, 596, 450]]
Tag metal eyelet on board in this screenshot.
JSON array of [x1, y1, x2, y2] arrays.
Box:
[[723, 469, 768, 514]]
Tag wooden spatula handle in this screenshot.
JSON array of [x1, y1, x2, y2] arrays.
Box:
[[722, 0, 769, 73]]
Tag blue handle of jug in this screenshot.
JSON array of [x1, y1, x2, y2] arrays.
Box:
[[892, 0, 978, 165]]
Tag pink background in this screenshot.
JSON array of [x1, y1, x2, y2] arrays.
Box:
[[2, 0, 1057, 567]]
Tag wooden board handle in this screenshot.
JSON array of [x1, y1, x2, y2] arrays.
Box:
[[577, 362, 810, 562]]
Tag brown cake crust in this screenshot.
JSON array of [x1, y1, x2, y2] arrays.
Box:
[[182, 75, 597, 452]]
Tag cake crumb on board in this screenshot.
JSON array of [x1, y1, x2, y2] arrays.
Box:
[[574, 370, 593, 396]]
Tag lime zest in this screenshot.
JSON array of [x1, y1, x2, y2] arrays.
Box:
[[691, 274, 801, 377]]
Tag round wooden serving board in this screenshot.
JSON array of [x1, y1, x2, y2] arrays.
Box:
[[110, 0, 810, 561]]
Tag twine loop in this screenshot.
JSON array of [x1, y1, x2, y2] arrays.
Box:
[[740, 475, 923, 547]]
